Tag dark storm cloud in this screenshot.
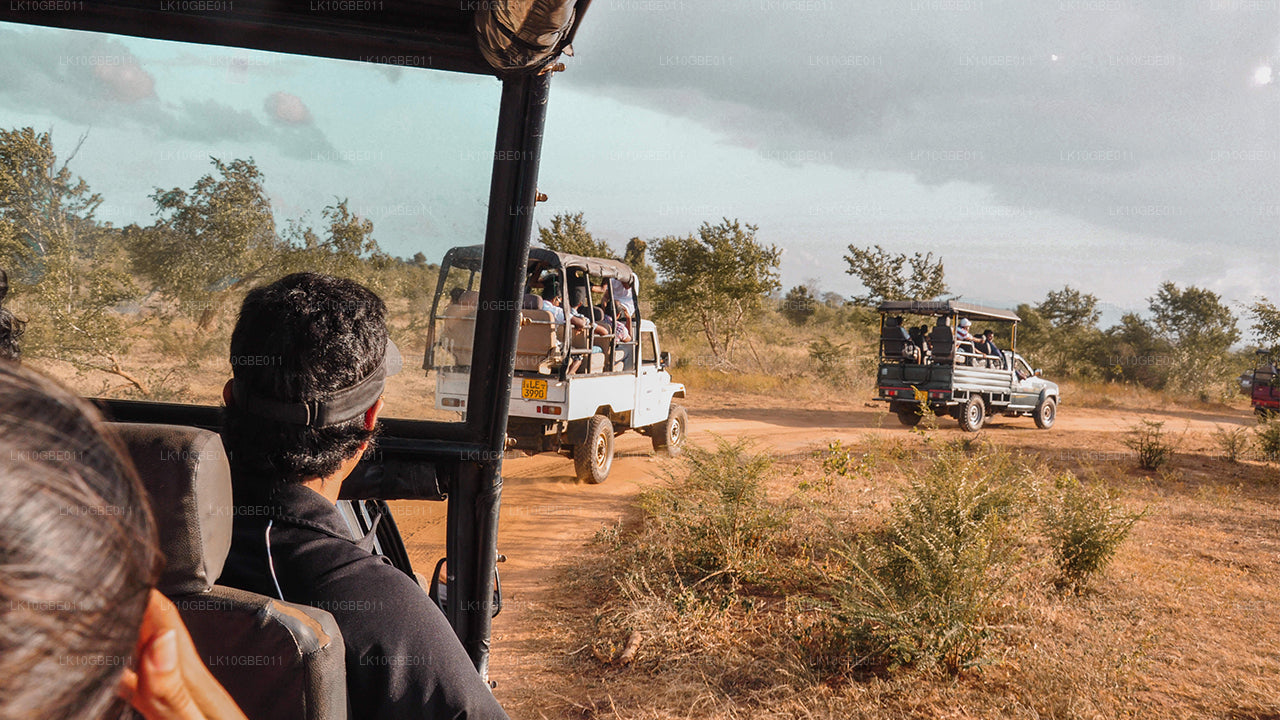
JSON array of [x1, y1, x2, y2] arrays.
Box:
[[567, 0, 1280, 253], [0, 27, 338, 160]]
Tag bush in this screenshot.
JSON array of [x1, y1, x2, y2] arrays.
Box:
[[835, 444, 1026, 673], [1257, 418, 1280, 463], [1041, 475, 1141, 593], [1212, 425, 1251, 463], [636, 438, 785, 587], [1123, 418, 1175, 470]]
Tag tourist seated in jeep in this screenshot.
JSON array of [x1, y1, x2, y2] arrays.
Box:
[[0, 363, 246, 720], [217, 273, 508, 720], [0, 269, 24, 362]]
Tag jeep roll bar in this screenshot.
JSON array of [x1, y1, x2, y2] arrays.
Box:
[[426, 245, 641, 380], [877, 299, 1022, 354], [8, 0, 594, 679]]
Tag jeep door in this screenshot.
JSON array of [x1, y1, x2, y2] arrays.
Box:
[[1009, 355, 1040, 411]]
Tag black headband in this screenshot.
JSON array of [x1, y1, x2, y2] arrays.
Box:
[[232, 339, 402, 428]]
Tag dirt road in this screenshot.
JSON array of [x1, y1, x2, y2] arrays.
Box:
[[389, 393, 1257, 711]]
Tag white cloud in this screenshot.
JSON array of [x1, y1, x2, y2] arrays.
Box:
[[264, 91, 313, 126]]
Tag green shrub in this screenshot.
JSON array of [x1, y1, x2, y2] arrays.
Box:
[[1212, 425, 1251, 463], [1041, 475, 1141, 592], [636, 438, 785, 587], [1257, 418, 1280, 463], [835, 444, 1025, 673], [1123, 419, 1175, 470]]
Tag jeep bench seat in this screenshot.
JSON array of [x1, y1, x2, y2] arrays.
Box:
[[438, 305, 564, 373], [106, 422, 347, 720]]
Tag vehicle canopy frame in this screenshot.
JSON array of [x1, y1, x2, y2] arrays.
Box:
[[6, 0, 596, 681]]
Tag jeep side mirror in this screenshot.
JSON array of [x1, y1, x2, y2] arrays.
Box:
[[660, 351, 671, 369], [428, 557, 503, 619]]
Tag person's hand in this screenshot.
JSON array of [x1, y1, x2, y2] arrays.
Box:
[[118, 590, 248, 720]]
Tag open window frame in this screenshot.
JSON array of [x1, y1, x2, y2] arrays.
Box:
[[5, 0, 593, 678]]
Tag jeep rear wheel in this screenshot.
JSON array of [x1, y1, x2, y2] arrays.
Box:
[[651, 404, 688, 456], [1035, 397, 1057, 429], [895, 405, 923, 427], [573, 415, 614, 484], [959, 396, 985, 432]]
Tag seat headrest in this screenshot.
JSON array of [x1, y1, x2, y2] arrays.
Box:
[[105, 423, 233, 595]]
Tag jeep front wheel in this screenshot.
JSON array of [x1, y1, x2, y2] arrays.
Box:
[[959, 396, 985, 432], [651, 404, 688, 456], [1034, 397, 1057, 429], [574, 415, 615, 484]]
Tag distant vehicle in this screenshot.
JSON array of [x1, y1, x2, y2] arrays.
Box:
[[874, 300, 1061, 431], [1246, 349, 1279, 418], [426, 246, 687, 483]]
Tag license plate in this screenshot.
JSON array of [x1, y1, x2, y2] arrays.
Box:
[[521, 379, 547, 400]]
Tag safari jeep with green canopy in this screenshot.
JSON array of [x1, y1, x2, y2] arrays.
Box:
[[4, 1, 594, 717], [426, 245, 687, 484], [875, 300, 1061, 432]]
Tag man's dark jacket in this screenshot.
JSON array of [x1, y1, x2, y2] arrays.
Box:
[[218, 479, 508, 720]]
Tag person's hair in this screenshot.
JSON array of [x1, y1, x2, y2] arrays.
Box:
[[983, 329, 994, 337], [0, 363, 161, 720], [222, 273, 386, 484], [540, 280, 561, 303], [448, 286, 464, 304]]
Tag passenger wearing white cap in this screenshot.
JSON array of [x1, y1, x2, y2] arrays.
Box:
[[955, 316, 974, 342]]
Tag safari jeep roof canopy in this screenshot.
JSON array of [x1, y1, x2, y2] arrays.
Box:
[[7, 0, 587, 77], [444, 244, 636, 283], [878, 300, 1022, 323]]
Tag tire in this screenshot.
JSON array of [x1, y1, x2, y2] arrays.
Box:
[[959, 396, 985, 432], [651, 404, 688, 456], [896, 405, 923, 427], [1034, 397, 1057, 429], [573, 415, 615, 484]]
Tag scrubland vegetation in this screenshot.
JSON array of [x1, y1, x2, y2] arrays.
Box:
[[5, 126, 1280, 718], [530, 426, 1278, 719]]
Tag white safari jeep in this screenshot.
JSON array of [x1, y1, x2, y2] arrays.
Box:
[[427, 245, 687, 483]]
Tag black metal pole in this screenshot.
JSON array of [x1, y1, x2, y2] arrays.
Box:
[[447, 70, 552, 678]]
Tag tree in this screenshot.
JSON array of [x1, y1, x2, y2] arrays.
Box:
[[1099, 312, 1171, 389], [1038, 286, 1101, 330], [821, 291, 845, 308], [537, 212, 614, 258], [1249, 297, 1280, 352], [622, 236, 657, 294], [0, 127, 145, 390], [843, 244, 948, 306], [284, 199, 389, 290], [651, 219, 780, 363], [1017, 286, 1104, 377], [1147, 282, 1239, 397], [1148, 282, 1239, 350], [132, 157, 282, 328], [781, 285, 817, 326]]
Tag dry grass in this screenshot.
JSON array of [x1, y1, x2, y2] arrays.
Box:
[[533, 430, 1280, 720]]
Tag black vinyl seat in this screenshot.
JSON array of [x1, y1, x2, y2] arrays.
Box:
[[929, 322, 955, 363], [106, 422, 348, 720], [881, 318, 911, 359]]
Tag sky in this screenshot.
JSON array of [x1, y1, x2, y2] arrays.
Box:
[[0, 3, 1276, 327]]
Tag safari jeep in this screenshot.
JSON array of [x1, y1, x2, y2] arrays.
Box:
[[874, 300, 1061, 432], [1246, 349, 1279, 418], [427, 246, 687, 483]]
